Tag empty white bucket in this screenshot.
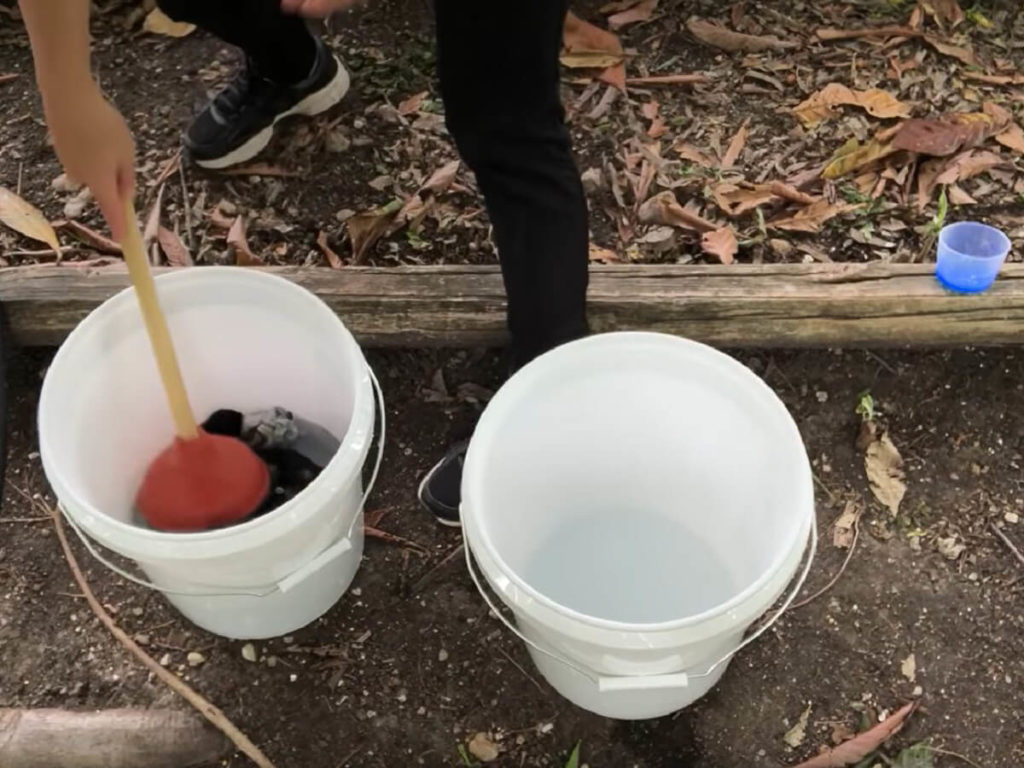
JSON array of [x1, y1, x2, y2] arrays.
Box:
[[462, 333, 816, 720], [38, 268, 381, 640]]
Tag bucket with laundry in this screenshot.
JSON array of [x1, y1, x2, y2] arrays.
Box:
[[462, 333, 816, 720], [38, 268, 381, 640]]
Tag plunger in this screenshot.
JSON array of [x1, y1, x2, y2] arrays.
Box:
[[120, 199, 269, 531]]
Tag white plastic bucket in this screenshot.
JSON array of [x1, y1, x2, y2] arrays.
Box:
[[38, 268, 381, 640], [462, 333, 816, 719]]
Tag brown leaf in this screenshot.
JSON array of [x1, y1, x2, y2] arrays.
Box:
[[711, 182, 818, 217], [996, 123, 1024, 155], [638, 191, 717, 232], [962, 72, 1024, 86], [588, 243, 621, 263], [864, 431, 906, 516], [815, 25, 919, 41], [143, 7, 195, 37], [562, 11, 626, 91], [947, 183, 976, 205], [674, 141, 715, 167], [316, 230, 344, 269], [0, 187, 61, 253], [721, 119, 750, 169], [608, 0, 657, 30], [832, 502, 860, 549], [398, 90, 429, 116], [793, 83, 911, 127], [640, 100, 659, 121], [822, 138, 898, 179], [157, 226, 193, 267], [209, 209, 234, 230], [701, 227, 738, 264], [923, 34, 975, 65], [216, 163, 299, 178], [916, 157, 947, 209], [227, 216, 261, 266], [934, 149, 1005, 185], [688, 17, 798, 52], [770, 200, 860, 233], [55, 219, 122, 254], [421, 159, 461, 195], [625, 73, 709, 86], [893, 110, 1009, 156], [791, 702, 918, 768], [347, 200, 403, 264], [920, 0, 965, 28]]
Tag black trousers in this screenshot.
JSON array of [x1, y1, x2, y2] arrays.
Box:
[[157, 0, 590, 367]]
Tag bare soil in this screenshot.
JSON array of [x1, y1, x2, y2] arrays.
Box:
[[2, 346, 1023, 768]]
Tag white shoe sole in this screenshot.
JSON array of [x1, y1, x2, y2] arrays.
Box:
[[417, 465, 463, 528], [194, 57, 351, 170]]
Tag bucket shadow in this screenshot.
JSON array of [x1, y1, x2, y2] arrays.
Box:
[[613, 712, 703, 767]]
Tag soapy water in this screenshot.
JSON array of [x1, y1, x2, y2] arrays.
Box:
[[521, 509, 740, 625]]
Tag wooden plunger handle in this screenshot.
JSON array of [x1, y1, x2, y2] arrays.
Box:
[[120, 199, 199, 441]]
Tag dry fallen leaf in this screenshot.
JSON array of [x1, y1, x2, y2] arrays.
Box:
[[784, 705, 812, 749], [864, 431, 906, 517], [588, 243, 621, 263], [143, 7, 196, 37], [832, 502, 860, 549], [934, 149, 1005, 185], [701, 227, 738, 265], [996, 123, 1024, 155], [216, 162, 299, 178], [0, 187, 61, 253], [822, 138, 898, 179], [398, 90, 428, 116], [157, 226, 193, 267], [893, 110, 1008, 156], [901, 653, 917, 683], [227, 216, 261, 266], [638, 191, 717, 232], [962, 72, 1024, 86], [316, 230, 344, 269], [347, 200, 403, 264], [816, 25, 919, 41], [770, 200, 860, 233], [625, 73, 709, 86], [674, 141, 715, 167], [923, 34, 975, 65], [721, 119, 750, 169], [793, 83, 912, 127], [688, 16, 798, 52], [562, 11, 626, 90], [921, 0, 965, 28], [791, 702, 918, 768], [608, 0, 657, 30], [712, 181, 818, 217], [467, 733, 500, 763]]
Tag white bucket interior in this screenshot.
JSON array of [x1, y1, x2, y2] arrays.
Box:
[[465, 333, 809, 627], [40, 269, 363, 529]]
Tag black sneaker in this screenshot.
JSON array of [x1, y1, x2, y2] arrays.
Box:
[[184, 38, 350, 169], [417, 441, 468, 528]]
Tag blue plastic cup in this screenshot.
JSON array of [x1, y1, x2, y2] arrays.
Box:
[[935, 221, 1011, 294]]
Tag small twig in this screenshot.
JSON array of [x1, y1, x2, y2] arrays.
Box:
[[864, 350, 898, 376], [812, 473, 838, 506], [409, 542, 464, 594], [0, 516, 51, 523], [927, 746, 984, 768], [4, 247, 72, 259], [363, 525, 429, 554], [792, 514, 860, 610], [178, 160, 194, 250], [16, 161, 23, 196], [990, 523, 1024, 568], [42, 497, 278, 768], [494, 645, 546, 695]]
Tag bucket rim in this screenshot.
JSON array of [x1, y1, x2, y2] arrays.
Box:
[[38, 267, 375, 555], [462, 331, 815, 633]]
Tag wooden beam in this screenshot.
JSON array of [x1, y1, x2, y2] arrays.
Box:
[[2, 262, 1024, 347]]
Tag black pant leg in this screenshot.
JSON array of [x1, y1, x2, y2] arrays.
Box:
[[156, 0, 317, 83], [434, 0, 589, 368]]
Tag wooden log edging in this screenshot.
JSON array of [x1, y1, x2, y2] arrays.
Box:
[[2, 262, 1024, 347]]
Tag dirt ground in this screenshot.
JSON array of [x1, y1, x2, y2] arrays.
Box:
[[2, 345, 1023, 768], [1, 0, 1023, 269]]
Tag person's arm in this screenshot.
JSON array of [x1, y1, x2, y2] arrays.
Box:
[[19, 0, 135, 239]]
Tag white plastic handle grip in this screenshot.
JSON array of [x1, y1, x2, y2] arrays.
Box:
[[62, 363, 386, 599]]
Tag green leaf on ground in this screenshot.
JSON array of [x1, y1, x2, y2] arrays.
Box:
[[565, 741, 582, 768], [891, 742, 935, 768]]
